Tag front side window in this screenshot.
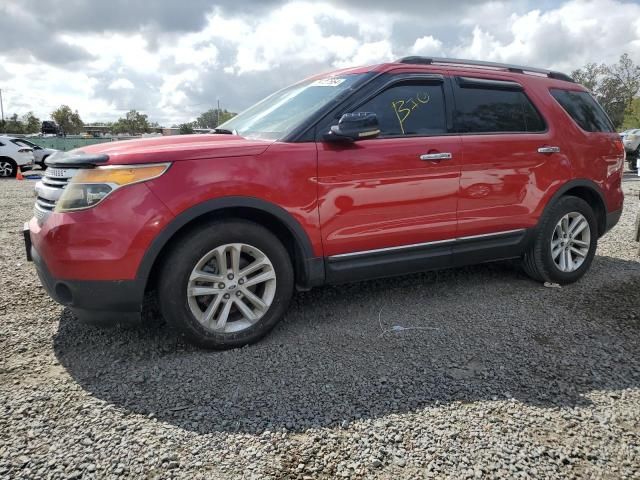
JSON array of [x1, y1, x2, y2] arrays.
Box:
[[219, 73, 371, 141], [355, 83, 447, 137], [550, 89, 614, 133], [454, 85, 546, 133]]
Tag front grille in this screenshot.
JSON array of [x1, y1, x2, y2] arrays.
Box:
[[34, 167, 78, 220]]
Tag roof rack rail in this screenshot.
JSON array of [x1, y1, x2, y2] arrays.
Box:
[[397, 56, 574, 83]]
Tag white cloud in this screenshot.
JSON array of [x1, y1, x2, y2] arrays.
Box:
[[410, 36, 445, 56], [452, 0, 640, 71], [108, 78, 134, 90]]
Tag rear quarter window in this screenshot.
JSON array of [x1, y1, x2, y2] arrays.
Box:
[[550, 89, 614, 133]]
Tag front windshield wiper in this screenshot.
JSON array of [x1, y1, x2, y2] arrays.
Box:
[[213, 128, 237, 135]]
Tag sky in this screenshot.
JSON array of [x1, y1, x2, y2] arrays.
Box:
[[1, 0, 640, 126]]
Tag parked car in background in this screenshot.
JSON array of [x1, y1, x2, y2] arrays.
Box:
[[41, 121, 59, 136], [622, 128, 640, 170], [10, 138, 58, 169], [25, 57, 624, 349], [0, 135, 34, 177]]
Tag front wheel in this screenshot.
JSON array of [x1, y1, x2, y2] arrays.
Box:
[[522, 196, 597, 284], [158, 220, 294, 349]]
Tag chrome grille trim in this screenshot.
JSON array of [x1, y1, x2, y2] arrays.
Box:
[[34, 182, 63, 202], [34, 166, 79, 221], [36, 197, 56, 209]]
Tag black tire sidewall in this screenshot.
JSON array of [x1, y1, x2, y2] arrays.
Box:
[[538, 196, 598, 284], [0, 159, 16, 178], [158, 220, 294, 349]]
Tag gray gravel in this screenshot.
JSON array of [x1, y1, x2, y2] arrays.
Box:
[[1, 171, 639, 479]]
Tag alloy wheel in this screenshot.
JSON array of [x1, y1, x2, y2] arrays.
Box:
[[550, 212, 591, 273], [0, 161, 14, 177], [187, 243, 277, 333]]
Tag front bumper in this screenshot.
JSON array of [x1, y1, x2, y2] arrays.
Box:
[[27, 239, 145, 323], [24, 182, 174, 323]]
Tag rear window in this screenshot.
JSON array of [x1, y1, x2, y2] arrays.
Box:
[[454, 87, 546, 133], [550, 89, 614, 133]]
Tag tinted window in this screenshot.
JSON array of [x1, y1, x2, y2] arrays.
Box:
[[356, 83, 447, 136], [455, 85, 545, 133], [550, 89, 614, 133]]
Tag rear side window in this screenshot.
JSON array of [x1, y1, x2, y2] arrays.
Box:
[[454, 84, 546, 133], [356, 83, 447, 137], [550, 89, 614, 133]]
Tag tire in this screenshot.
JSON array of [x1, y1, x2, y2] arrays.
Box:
[[158, 219, 294, 349], [629, 148, 639, 171], [0, 158, 16, 178], [522, 196, 597, 284]]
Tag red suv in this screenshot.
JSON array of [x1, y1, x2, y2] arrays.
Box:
[[25, 57, 624, 349]]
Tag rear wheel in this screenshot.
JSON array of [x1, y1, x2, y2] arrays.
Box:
[[158, 220, 294, 349], [522, 196, 597, 284], [629, 148, 639, 171], [0, 158, 16, 178]]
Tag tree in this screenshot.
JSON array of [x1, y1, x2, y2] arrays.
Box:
[[111, 110, 150, 135], [179, 122, 195, 134], [4, 113, 23, 134], [22, 111, 40, 134], [622, 97, 640, 129], [570, 63, 603, 93], [571, 54, 640, 128], [195, 108, 236, 129], [51, 105, 84, 135]]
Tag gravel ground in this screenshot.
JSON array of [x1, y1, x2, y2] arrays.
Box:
[[1, 172, 639, 479]]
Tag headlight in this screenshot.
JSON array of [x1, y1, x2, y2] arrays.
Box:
[[55, 163, 170, 212]]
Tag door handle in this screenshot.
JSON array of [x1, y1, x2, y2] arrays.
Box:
[[537, 146, 560, 154], [420, 152, 452, 161]]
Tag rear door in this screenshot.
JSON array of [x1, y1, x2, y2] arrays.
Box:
[[452, 76, 571, 243]]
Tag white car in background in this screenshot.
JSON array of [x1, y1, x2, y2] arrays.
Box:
[[10, 138, 58, 169], [621, 128, 640, 171], [0, 136, 34, 177]]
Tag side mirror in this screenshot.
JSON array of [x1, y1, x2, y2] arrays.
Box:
[[325, 112, 380, 142]]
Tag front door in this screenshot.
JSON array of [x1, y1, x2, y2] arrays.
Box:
[[316, 78, 462, 282]]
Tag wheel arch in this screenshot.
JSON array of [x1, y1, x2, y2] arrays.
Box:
[[139, 196, 324, 294], [543, 179, 607, 237]]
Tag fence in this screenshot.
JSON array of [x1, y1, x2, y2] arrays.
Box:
[[4, 135, 148, 151], [24, 137, 114, 151]]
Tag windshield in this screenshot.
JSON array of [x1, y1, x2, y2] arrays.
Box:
[[219, 73, 370, 140]]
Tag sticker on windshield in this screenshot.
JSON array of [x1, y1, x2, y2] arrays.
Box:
[[310, 77, 346, 87]]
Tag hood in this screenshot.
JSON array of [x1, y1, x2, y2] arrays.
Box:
[[72, 134, 273, 165]]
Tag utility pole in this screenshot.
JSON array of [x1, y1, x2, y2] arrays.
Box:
[[0, 89, 4, 124], [217, 98, 220, 127]]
